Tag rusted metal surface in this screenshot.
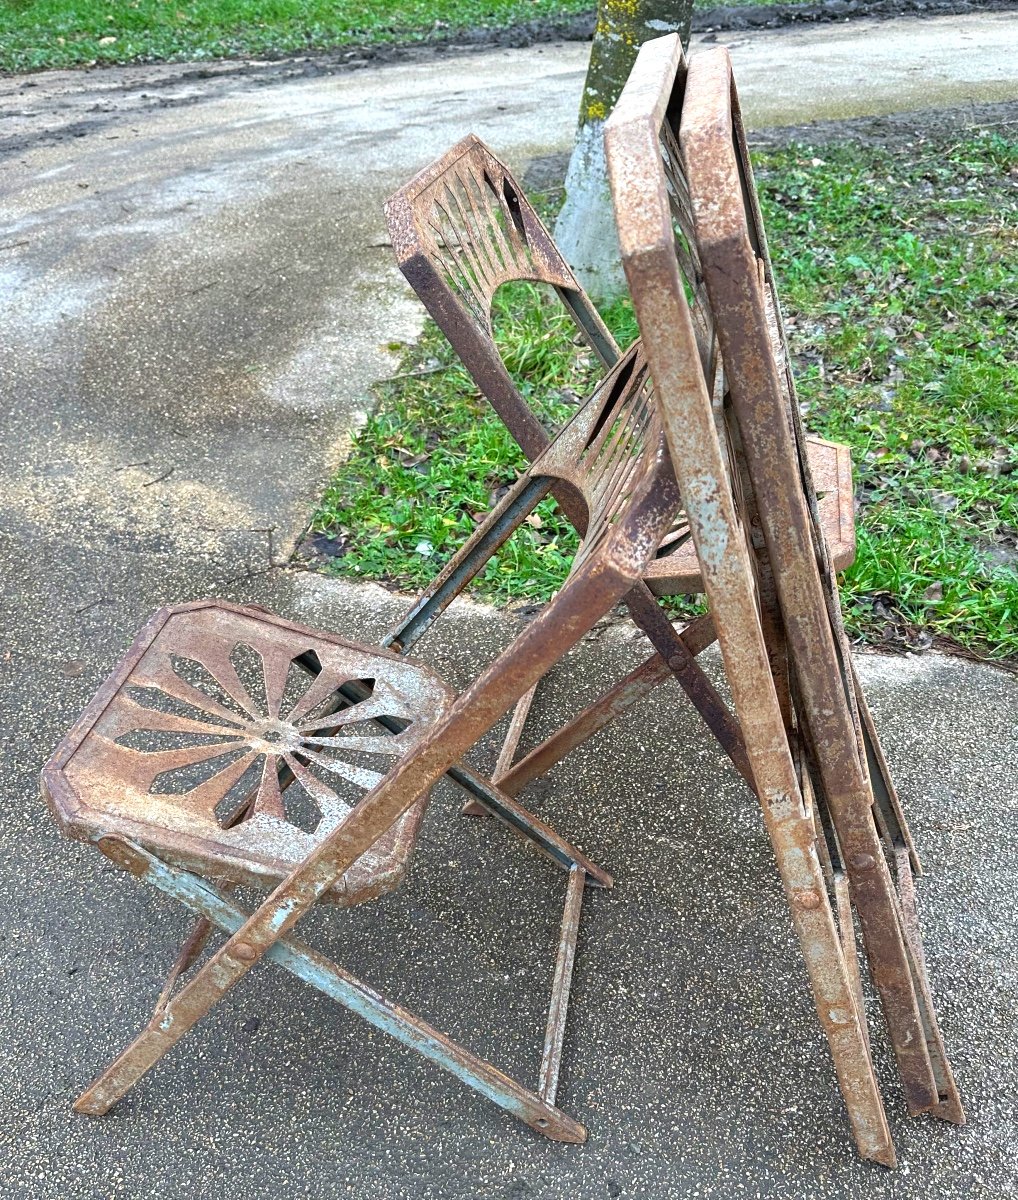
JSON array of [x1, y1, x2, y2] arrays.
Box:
[[605, 36, 893, 1166], [681, 45, 962, 1128], [386, 134, 620, 473], [539, 864, 586, 1106], [605, 32, 963, 1165], [45, 298, 683, 1140], [43, 601, 447, 903]]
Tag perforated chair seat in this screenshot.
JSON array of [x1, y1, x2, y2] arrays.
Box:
[[43, 602, 453, 905]]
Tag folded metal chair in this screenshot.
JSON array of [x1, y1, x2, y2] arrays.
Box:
[[45, 339, 685, 1142], [605, 34, 963, 1166], [385, 133, 855, 815]]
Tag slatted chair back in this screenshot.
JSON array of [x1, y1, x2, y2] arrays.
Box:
[[386, 134, 619, 464], [605, 35, 963, 1168]]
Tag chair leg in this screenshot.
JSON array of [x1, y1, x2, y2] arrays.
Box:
[[152, 913, 219, 1014], [892, 844, 965, 1125], [623, 587, 752, 785], [539, 864, 585, 1105], [754, 800, 896, 1167], [461, 683, 537, 816], [78, 838, 589, 1143]]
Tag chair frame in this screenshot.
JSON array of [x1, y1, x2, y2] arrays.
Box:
[[385, 135, 747, 810], [384, 134, 856, 820], [605, 34, 963, 1166], [45, 342, 684, 1143]]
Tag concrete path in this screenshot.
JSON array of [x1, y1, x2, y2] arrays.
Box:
[[1, 13, 1017, 1199]]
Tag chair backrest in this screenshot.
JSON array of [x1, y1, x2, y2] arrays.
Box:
[[389, 338, 679, 658], [676, 48, 889, 812], [605, 33, 800, 789], [385, 134, 619, 464]]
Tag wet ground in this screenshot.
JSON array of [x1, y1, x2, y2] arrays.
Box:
[[3, 10, 1017, 156], [1, 16, 1017, 1199]]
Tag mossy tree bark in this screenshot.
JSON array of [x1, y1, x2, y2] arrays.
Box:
[[553, 0, 693, 301]]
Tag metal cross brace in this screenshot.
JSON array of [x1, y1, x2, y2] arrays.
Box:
[[91, 835, 589, 1141]]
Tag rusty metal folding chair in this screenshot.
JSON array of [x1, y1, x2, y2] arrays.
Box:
[[385, 134, 855, 816], [605, 35, 964, 1165], [44, 338, 684, 1142]]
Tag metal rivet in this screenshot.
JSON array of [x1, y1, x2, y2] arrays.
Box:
[[233, 942, 258, 962], [796, 890, 822, 910], [851, 853, 876, 870]]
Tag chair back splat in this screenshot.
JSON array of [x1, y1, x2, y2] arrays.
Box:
[[605, 34, 963, 1167], [386, 134, 619, 465]]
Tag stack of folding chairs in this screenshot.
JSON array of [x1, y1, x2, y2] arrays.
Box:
[[44, 36, 961, 1168]]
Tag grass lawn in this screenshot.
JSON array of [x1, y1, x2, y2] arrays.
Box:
[[1, 0, 580, 72], [312, 130, 1018, 662], [0, 0, 777, 74], [0, 0, 754, 74]]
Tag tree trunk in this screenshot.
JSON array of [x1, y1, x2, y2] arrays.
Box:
[[554, 1, 693, 302]]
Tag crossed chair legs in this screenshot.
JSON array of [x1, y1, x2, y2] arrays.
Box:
[[78, 845, 595, 1141], [65, 579, 734, 1138], [63, 605, 619, 1140]]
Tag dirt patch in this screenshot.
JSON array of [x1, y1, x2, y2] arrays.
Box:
[[745, 98, 1018, 149]]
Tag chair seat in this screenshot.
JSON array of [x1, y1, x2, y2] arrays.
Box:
[[643, 436, 855, 595], [43, 602, 454, 905]]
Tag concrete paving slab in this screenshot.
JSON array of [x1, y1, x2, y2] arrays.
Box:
[[1, 13, 1017, 1198]]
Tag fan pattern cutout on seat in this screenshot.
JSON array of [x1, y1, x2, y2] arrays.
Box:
[[120, 643, 393, 834], [56, 606, 453, 893]]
